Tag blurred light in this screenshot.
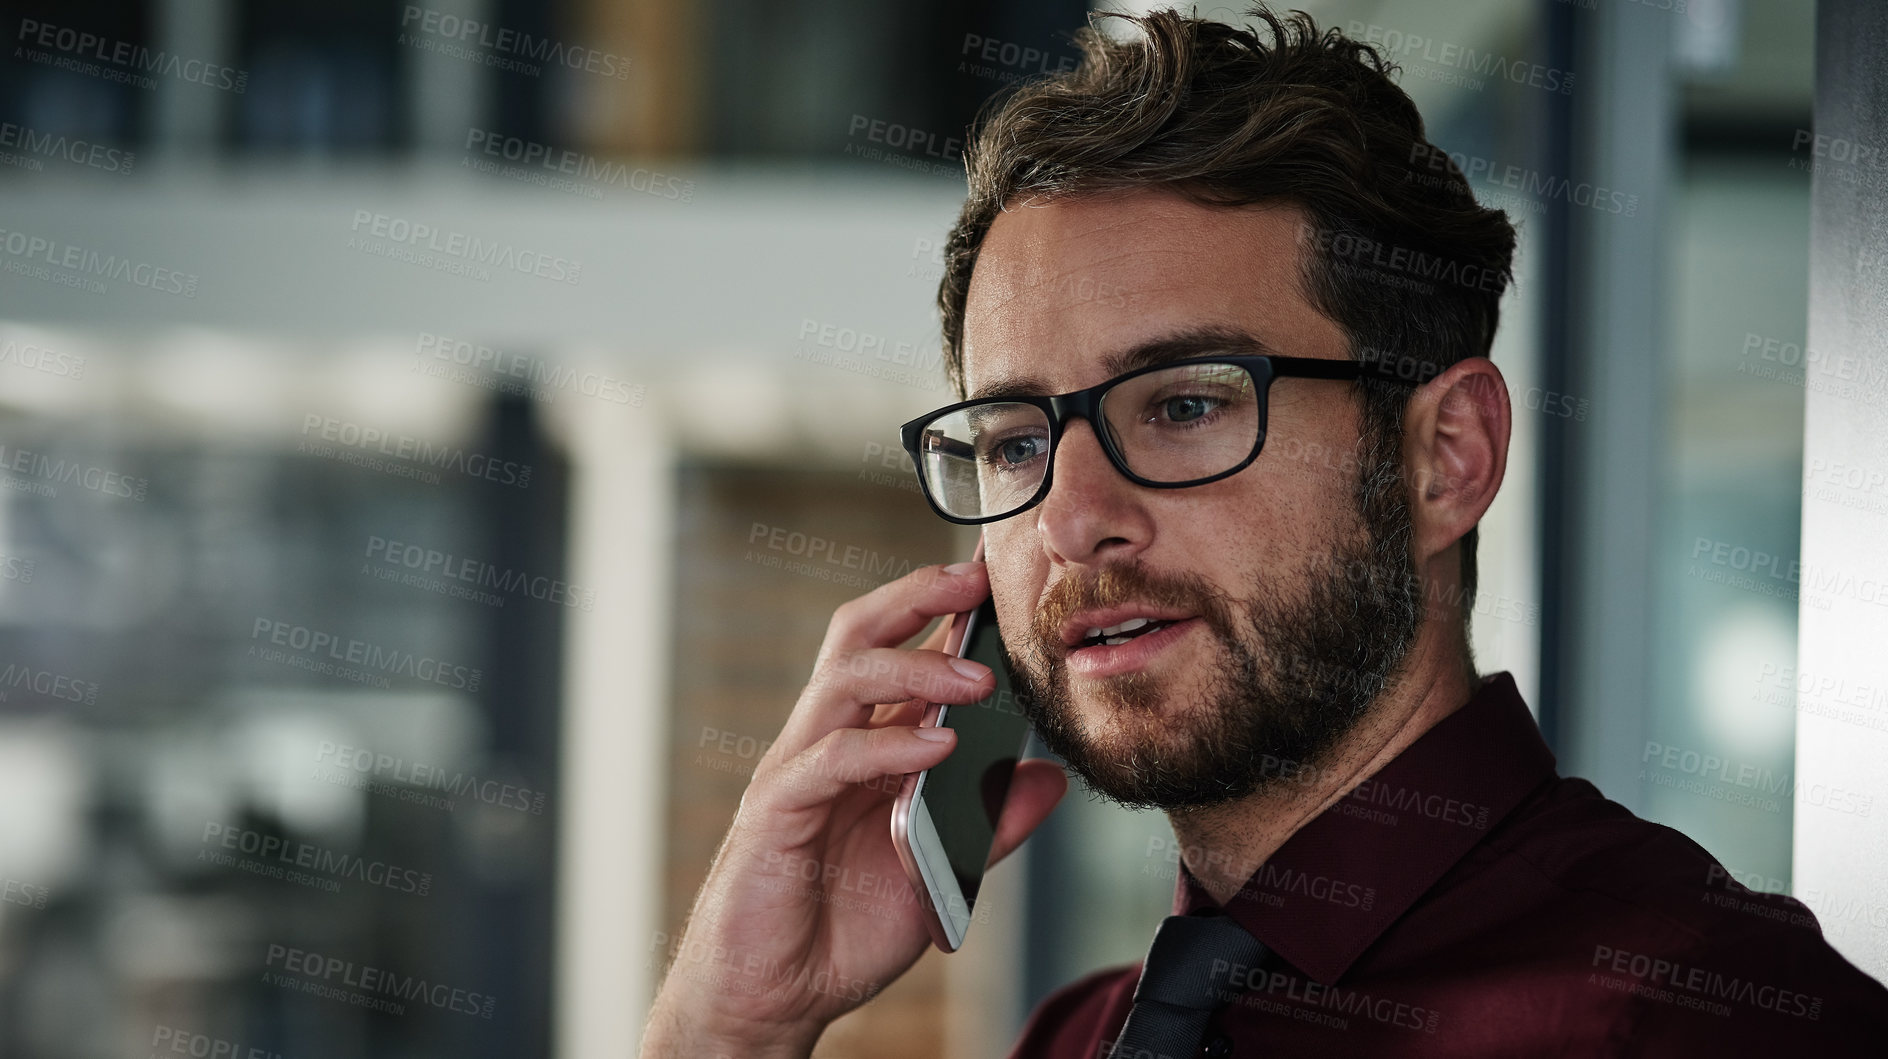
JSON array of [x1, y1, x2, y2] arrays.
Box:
[[232, 688, 482, 845], [0, 721, 89, 889], [232, 705, 366, 842], [333, 335, 480, 441], [1676, 0, 1743, 74], [672, 356, 796, 457], [145, 730, 243, 868], [141, 329, 297, 434], [0, 324, 102, 416], [105, 895, 250, 982], [1692, 602, 1795, 761]]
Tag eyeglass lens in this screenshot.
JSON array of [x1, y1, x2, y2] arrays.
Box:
[[916, 361, 1262, 520]]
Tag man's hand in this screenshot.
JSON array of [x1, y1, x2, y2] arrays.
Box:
[[640, 561, 1068, 1057]]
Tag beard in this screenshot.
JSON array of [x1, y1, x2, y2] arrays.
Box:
[[1005, 439, 1422, 811]]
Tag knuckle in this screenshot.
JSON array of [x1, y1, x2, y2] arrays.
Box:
[[797, 666, 834, 705], [807, 729, 861, 785], [827, 599, 867, 639], [811, 727, 849, 756], [811, 649, 853, 688], [761, 747, 816, 799], [738, 763, 785, 811]]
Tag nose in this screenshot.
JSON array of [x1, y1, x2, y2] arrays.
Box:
[[1033, 417, 1155, 567]]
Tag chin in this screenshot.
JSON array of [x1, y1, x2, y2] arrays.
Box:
[[1079, 679, 1211, 750]]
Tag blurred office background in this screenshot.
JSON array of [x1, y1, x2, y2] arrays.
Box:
[[0, 0, 1844, 1055]]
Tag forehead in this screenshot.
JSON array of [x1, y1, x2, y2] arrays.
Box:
[[960, 188, 1345, 396]]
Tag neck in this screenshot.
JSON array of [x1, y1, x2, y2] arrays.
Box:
[[1168, 622, 1479, 905]]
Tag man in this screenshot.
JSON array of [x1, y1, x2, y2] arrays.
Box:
[[643, 7, 1888, 1056]]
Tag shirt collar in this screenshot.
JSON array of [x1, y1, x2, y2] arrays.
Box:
[[1172, 671, 1555, 985]]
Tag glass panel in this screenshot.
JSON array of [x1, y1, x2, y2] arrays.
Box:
[[1647, 154, 1809, 897]]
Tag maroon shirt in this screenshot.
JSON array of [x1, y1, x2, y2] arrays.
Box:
[[1008, 672, 1888, 1057]]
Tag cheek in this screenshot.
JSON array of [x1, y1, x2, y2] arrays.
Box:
[[981, 524, 1017, 583], [1171, 464, 1351, 585], [982, 526, 1044, 638], [1260, 398, 1367, 507]]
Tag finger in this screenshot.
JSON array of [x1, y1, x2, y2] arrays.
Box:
[[985, 759, 1069, 869], [822, 562, 986, 656], [820, 647, 994, 706], [776, 647, 993, 758], [753, 724, 959, 816], [907, 609, 958, 653], [866, 698, 926, 729]]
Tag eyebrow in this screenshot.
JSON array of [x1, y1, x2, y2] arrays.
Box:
[[967, 325, 1283, 401]]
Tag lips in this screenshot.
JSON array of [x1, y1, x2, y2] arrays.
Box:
[[1063, 617, 1203, 679], [1077, 617, 1178, 648], [1059, 606, 1197, 651]]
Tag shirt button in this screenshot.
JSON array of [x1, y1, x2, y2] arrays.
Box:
[[1201, 1035, 1232, 1058]]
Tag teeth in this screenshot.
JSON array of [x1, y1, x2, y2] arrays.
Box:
[[1080, 617, 1159, 647]]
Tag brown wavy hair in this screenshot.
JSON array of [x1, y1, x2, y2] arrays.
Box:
[[936, 3, 1516, 609]]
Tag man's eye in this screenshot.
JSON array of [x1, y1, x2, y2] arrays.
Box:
[[985, 435, 1047, 467], [1161, 395, 1217, 423]]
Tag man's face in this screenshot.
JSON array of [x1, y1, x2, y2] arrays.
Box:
[[961, 188, 1421, 810]]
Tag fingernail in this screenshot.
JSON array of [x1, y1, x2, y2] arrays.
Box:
[[914, 726, 954, 742], [948, 657, 991, 681], [944, 561, 982, 576]]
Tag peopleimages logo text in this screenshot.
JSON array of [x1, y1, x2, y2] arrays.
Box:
[[264, 944, 495, 1019], [201, 821, 432, 895], [463, 129, 693, 202], [363, 535, 596, 611], [250, 618, 483, 692], [300, 413, 532, 488], [0, 227, 199, 296], [1408, 144, 1639, 216], [315, 740, 548, 815], [0, 121, 133, 172], [399, 6, 631, 79], [15, 18, 248, 92], [347, 211, 582, 285]]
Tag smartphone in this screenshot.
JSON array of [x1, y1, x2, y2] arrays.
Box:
[[890, 541, 1033, 953]]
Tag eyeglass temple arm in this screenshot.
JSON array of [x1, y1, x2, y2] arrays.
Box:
[[919, 431, 977, 462], [1268, 354, 1432, 386]]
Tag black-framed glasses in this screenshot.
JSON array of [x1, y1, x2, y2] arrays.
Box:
[[898, 354, 1421, 525]]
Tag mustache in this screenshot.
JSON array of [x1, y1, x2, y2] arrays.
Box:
[[1030, 560, 1239, 654]]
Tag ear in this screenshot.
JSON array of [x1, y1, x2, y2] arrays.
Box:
[[1401, 357, 1510, 569]]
